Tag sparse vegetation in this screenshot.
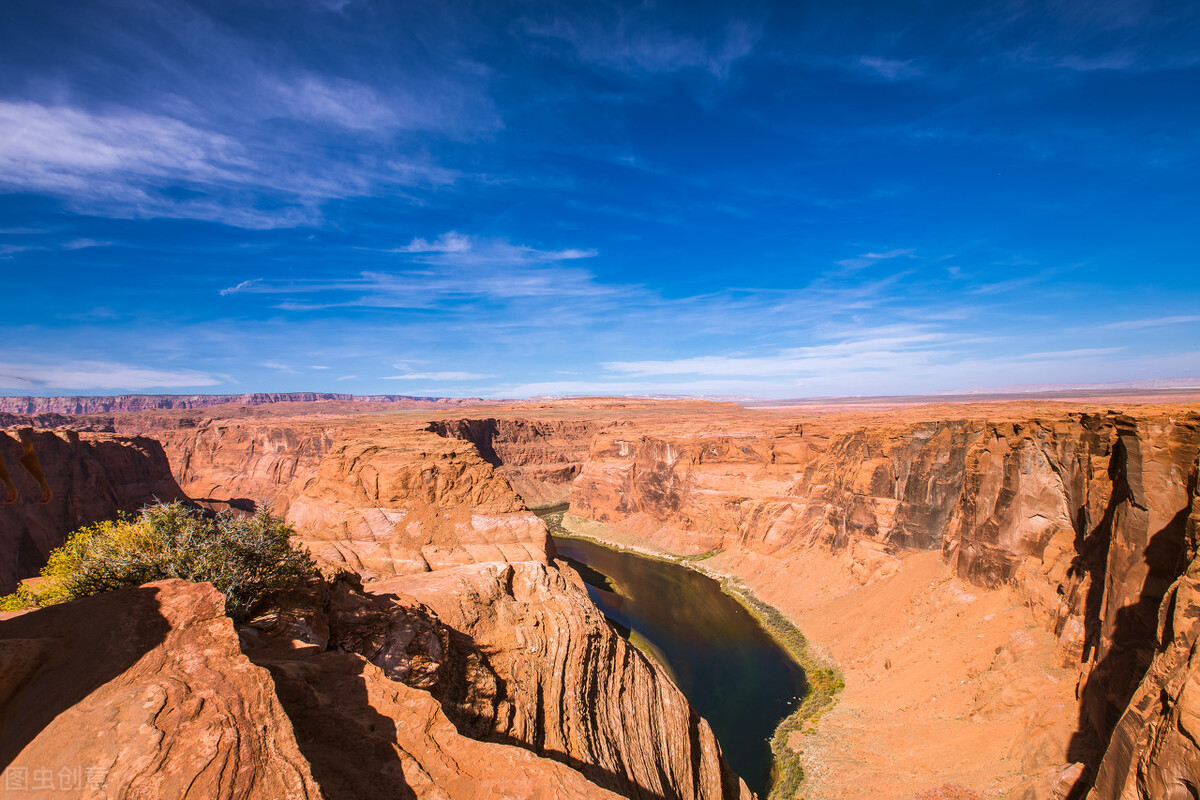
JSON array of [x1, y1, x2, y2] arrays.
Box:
[[0, 502, 317, 621], [720, 577, 843, 800], [547, 516, 843, 799]]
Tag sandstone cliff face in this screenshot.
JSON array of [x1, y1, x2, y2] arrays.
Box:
[[429, 417, 603, 509], [1084, 455, 1200, 800], [155, 421, 335, 512], [283, 425, 549, 577], [241, 566, 748, 800], [0, 580, 322, 799], [240, 574, 632, 800], [0, 430, 187, 593], [382, 560, 751, 800], [150, 419, 550, 579], [545, 408, 1200, 797]]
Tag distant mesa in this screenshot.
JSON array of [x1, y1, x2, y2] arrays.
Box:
[[0, 393, 498, 415]]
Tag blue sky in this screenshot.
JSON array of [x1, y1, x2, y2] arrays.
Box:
[[1, 0, 1197, 398]]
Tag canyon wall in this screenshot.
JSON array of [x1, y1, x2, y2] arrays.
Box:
[[6, 400, 1200, 799], [2, 411, 750, 800], [428, 418, 603, 508], [544, 407, 1200, 798], [383, 561, 749, 799], [151, 419, 551, 578], [0, 430, 187, 594]]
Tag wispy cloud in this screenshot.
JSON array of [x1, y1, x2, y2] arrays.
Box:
[[381, 371, 494, 381], [1102, 315, 1200, 331], [521, 12, 759, 80], [223, 233, 607, 311], [602, 325, 955, 379], [0, 232, 115, 259], [855, 56, 924, 81], [389, 232, 597, 265], [0, 95, 468, 228], [220, 278, 262, 296], [835, 248, 916, 271], [0, 361, 222, 391], [262, 361, 299, 374]]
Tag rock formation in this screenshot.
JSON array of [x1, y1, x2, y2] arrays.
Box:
[[4, 396, 1200, 798], [1084, 455, 1200, 800], [428, 418, 601, 508], [0, 393, 497, 415], [0, 404, 751, 800], [384, 561, 750, 799], [0, 579, 322, 799]]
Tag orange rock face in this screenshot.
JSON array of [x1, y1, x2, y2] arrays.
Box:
[[0, 430, 187, 593], [5, 394, 1200, 800], [385, 561, 751, 800], [2, 403, 751, 800], [0, 580, 321, 799], [428, 401, 1200, 798]]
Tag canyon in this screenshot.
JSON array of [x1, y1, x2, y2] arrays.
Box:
[[2, 392, 1199, 799]]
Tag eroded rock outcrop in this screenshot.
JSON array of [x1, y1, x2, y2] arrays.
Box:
[[150, 419, 551, 579], [1085, 455, 1200, 800], [241, 574, 632, 800], [283, 427, 550, 576], [0, 579, 321, 799], [428, 418, 603, 509], [382, 560, 751, 800]]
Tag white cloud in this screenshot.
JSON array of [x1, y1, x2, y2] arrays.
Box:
[[0, 236, 115, 259], [221, 278, 262, 296], [381, 371, 494, 381], [234, 233, 607, 311], [0, 100, 462, 229], [0, 101, 248, 194], [0, 361, 222, 391], [835, 248, 916, 271], [390, 232, 597, 265], [265, 74, 400, 131], [262, 361, 299, 373], [602, 326, 955, 379], [1102, 315, 1200, 331]]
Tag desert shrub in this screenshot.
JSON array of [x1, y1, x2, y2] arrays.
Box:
[[0, 502, 316, 621]]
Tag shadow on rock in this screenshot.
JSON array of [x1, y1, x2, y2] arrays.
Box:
[[0, 585, 171, 770]]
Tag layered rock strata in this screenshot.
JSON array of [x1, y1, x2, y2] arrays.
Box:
[[384, 561, 750, 800], [2, 409, 751, 800], [0, 580, 322, 799], [239, 574, 633, 800], [7, 399, 1200, 799], [428, 418, 603, 508]]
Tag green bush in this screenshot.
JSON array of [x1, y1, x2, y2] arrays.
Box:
[[1, 502, 316, 621]]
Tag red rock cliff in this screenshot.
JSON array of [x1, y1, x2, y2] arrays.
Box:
[[0, 430, 187, 593]]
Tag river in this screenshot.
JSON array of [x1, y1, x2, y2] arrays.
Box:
[[550, 533, 807, 797]]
